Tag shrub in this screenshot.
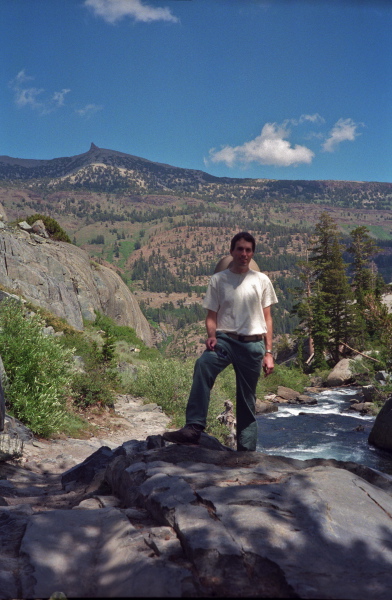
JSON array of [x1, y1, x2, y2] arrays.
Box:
[[71, 370, 117, 408], [25, 213, 72, 243], [93, 311, 159, 360], [0, 299, 74, 437], [60, 333, 120, 409]]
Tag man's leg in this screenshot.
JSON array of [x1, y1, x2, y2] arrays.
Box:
[[162, 340, 231, 444], [163, 342, 231, 444], [185, 343, 231, 427], [231, 339, 264, 451]]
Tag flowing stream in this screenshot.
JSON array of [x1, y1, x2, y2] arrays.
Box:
[[256, 387, 392, 475]]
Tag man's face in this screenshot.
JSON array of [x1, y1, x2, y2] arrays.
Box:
[[230, 238, 254, 271]]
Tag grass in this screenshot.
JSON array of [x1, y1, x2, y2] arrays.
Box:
[[256, 364, 310, 397], [92, 311, 160, 360], [58, 410, 93, 439], [127, 357, 230, 442], [117, 239, 136, 267]]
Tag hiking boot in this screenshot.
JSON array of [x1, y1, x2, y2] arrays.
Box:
[[162, 424, 202, 445]]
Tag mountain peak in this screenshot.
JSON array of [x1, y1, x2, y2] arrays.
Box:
[[89, 143, 100, 151]]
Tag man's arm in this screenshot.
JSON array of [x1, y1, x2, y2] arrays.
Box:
[[262, 305, 274, 377], [205, 309, 218, 351]]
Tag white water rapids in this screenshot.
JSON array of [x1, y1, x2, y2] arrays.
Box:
[[256, 387, 392, 474]]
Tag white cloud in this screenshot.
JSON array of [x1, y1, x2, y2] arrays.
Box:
[[9, 70, 71, 114], [322, 118, 362, 152], [298, 113, 325, 124], [75, 103, 103, 117], [84, 0, 179, 24], [10, 70, 44, 110], [53, 89, 71, 107], [208, 122, 315, 168]]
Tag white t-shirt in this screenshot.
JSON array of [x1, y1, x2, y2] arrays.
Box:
[[202, 269, 278, 335]]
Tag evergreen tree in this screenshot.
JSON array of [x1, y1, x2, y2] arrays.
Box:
[[347, 226, 379, 305], [309, 283, 329, 369], [309, 214, 358, 362], [101, 330, 116, 363], [293, 212, 360, 365], [347, 226, 390, 346], [291, 258, 315, 359]]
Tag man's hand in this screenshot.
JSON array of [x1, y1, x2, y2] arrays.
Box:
[[206, 336, 217, 351], [263, 352, 274, 377], [205, 310, 218, 351]]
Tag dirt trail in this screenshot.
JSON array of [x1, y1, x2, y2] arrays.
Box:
[[9, 394, 171, 475], [0, 395, 171, 513]]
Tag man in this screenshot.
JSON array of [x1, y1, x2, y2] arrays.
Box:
[[163, 232, 278, 451]]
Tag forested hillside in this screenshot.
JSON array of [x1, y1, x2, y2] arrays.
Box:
[[0, 144, 391, 356]]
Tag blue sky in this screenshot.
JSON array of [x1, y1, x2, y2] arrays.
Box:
[[1, 0, 391, 182]]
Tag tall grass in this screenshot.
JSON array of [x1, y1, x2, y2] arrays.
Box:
[[0, 300, 74, 437], [127, 357, 229, 440]]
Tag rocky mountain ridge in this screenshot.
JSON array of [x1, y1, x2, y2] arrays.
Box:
[[1, 144, 391, 206], [0, 143, 226, 189]]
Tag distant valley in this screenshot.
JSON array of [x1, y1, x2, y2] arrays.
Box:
[[0, 144, 391, 354]]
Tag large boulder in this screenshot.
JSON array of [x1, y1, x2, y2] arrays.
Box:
[[0, 229, 152, 345], [326, 358, 355, 387], [19, 507, 195, 598], [275, 386, 316, 405], [368, 396, 392, 452], [30, 219, 49, 238], [3, 437, 392, 598], [276, 385, 300, 401], [104, 443, 392, 599], [255, 399, 278, 414]]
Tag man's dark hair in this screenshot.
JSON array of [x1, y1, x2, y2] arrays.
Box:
[[230, 231, 256, 252]]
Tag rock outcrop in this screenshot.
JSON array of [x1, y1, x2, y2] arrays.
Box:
[[0, 228, 152, 345], [326, 358, 355, 387], [368, 396, 392, 452], [2, 434, 392, 599]]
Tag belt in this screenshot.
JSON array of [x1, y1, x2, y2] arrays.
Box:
[[224, 332, 264, 342]]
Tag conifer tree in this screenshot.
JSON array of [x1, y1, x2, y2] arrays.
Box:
[[348, 226, 389, 346], [309, 283, 329, 369], [347, 226, 379, 306], [293, 212, 360, 365]]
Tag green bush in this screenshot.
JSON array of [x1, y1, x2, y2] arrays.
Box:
[[71, 369, 117, 408], [25, 213, 72, 243], [93, 311, 159, 360], [0, 300, 74, 437], [60, 332, 120, 409]]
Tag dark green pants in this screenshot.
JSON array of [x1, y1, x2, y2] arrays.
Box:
[[186, 332, 265, 451]]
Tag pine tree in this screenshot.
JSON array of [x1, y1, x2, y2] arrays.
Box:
[[309, 283, 329, 369], [291, 257, 315, 360], [293, 212, 360, 365], [347, 226, 390, 347], [347, 226, 379, 305]]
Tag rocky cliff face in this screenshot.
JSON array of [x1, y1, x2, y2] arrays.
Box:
[[0, 227, 152, 345]]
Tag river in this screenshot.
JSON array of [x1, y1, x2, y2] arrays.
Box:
[[256, 387, 392, 475]]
